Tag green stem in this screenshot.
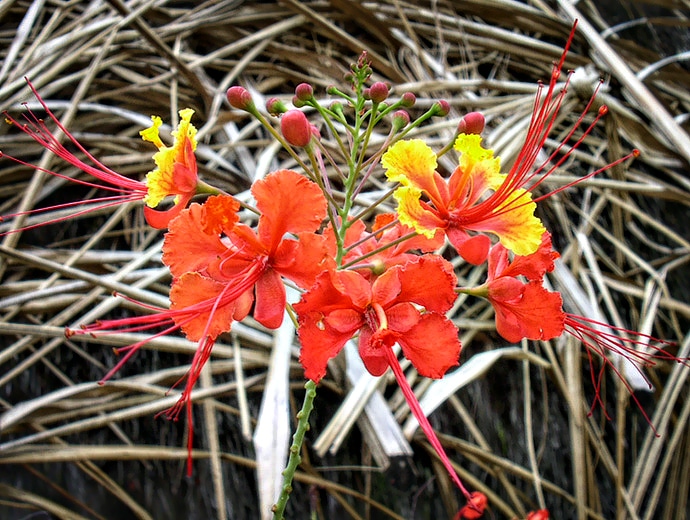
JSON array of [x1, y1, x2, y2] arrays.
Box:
[[272, 379, 318, 520]]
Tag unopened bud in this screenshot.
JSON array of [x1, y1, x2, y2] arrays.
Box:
[[457, 112, 485, 135], [369, 82, 389, 103], [330, 101, 344, 119], [431, 100, 450, 117], [400, 92, 416, 108], [266, 98, 287, 116], [392, 110, 410, 131], [281, 110, 312, 148], [295, 83, 314, 102], [227, 86, 255, 112]]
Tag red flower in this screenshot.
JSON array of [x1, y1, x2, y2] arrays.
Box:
[[481, 232, 565, 342], [296, 254, 479, 500], [383, 24, 636, 266], [295, 254, 460, 381], [70, 169, 332, 476], [164, 169, 332, 330], [455, 491, 488, 519]]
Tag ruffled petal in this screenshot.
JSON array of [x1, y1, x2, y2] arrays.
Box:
[[253, 169, 327, 251], [448, 135, 501, 210], [491, 282, 565, 343], [170, 273, 236, 341], [143, 109, 198, 208], [393, 186, 446, 239], [501, 231, 559, 281], [394, 256, 457, 313], [383, 140, 447, 207], [196, 194, 240, 236], [398, 313, 461, 378], [162, 201, 229, 276], [453, 134, 501, 184]]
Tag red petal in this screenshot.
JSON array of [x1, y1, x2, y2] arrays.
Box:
[[172, 138, 198, 194], [325, 308, 364, 333], [398, 313, 461, 378], [170, 273, 236, 341], [201, 195, 239, 235], [394, 256, 457, 313], [162, 202, 229, 277], [144, 194, 192, 230], [385, 302, 420, 333], [491, 282, 564, 342], [253, 268, 286, 329], [371, 267, 402, 308], [253, 169, 327, 250], [487, 276, 524, 303], [446, 227, 491, 265], [501, 231, 559, 281], [293, 270, 362, 318], [272, 232, 335, 289], [358, 326, 395, 376], [297, 313, 355, 382]]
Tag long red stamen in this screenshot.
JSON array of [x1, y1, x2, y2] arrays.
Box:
[[6, 79, 146, 191], [383, 346, 473, 501], [565, 314, 685, 434], [0, 195, 143, 237]]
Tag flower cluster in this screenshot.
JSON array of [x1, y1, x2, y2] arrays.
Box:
[[2, 23, 685, 518]]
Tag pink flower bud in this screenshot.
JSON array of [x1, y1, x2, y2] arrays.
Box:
[[432, 100, 450, 117], [369, 82, 389, 103], [295, 83, 314, 102], [227, 86, 254, 111], [266, 98, 287, 116], [392, 110, 410, 131], [400, 92, 416, 107], [281, 110, 312, 147], [457, 112, 485, 135]]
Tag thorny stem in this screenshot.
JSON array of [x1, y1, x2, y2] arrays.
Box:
[[272, 379, 317, 520]]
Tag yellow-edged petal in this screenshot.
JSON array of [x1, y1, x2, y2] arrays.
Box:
[[383, 139, 437, 190], [144, 168, 177, 208], [393, 186, 445, 238], [482, 188, 545, 256], [173, 108, 197, 151], [143, 109, 198, 208], [454, 133, 502, 187], [140, 115, 164, 148]]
